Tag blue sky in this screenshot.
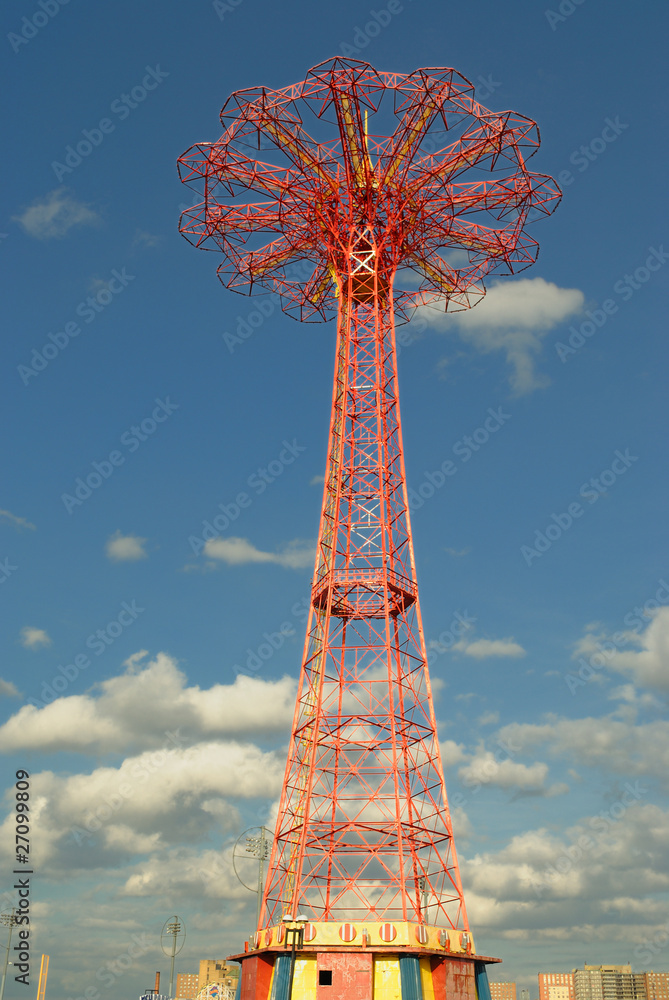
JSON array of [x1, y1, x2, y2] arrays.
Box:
[[1, 0, 668, 998]]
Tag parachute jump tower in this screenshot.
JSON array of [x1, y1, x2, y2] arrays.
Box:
[[179, 57, 559, 1000]]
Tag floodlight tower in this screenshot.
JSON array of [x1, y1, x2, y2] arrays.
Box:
[[178, 57, 559, 1000]]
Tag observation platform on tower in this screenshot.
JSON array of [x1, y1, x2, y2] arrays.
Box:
[[312, 567, 417, 618]]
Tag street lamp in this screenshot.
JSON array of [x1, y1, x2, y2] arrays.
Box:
[[160, 915, 185, 999], [232, 826, 272, 937], [245, 828, 270, 928], [0, 910, 18, 1000], [282, 914, 308, 1000]]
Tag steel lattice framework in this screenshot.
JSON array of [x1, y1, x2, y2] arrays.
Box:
[[178, 58, 560, 934]]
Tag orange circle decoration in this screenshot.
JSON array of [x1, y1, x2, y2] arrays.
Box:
[[415, 925, 429, 945], [264, 929, 273, 947], [339, 923, 357, 942], [276, 924, 285, 944], [379, 923, 397, 943], [303, 924, 317, 942], [253, 932, 262, 949]]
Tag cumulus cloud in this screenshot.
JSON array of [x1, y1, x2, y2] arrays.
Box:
[[440, 739, 467, 768], [105, 531, 148, 562], [497, 713, 669, 786], [451, 806, 472, 840], [19, 626, 52, 650], [0, 741, 283, 875], [204, 536, 315, 570], [0, 653, 296, 754], [458, 749, 567, 797], [0, 508, 35, 531], [121, 846, 250, 900], [13, 189, 100, 240], [573, 607, 669, 691], [132, 229, 163, 249], [462, 801, 669, 938], [609, 684, 662, 711], [0, 679, 19, 697], [414, 277, 584, 393], [453, 637, 526, 659]]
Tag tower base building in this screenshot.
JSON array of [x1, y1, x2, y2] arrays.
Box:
[[231, 922, 498, 1000]]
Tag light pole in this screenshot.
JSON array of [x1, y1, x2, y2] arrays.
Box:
[[160, 915, 185, 999], [232, 826, 273, 937], [245, 827, 270, 928], [0, 910, 18, 1000], [283, 914, 308, 1000]]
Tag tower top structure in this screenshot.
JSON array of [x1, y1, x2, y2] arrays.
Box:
[[179, 57, 560, 324]]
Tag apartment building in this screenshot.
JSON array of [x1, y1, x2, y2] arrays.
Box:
[[490, 982, 517, 1000]]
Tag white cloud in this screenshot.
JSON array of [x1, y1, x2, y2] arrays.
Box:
[[0, 508, 35, 531], [0, 679, 19, 697], [19, 626, 52, 650], [204, 536, 314, 570], [451, 805, 472, 840], [121, 847, 249, 900], [462, 801, 669, 936], [0, 740, 283, 873], [132, 229, 163, 249], [309, 475, 325, 486], [458, 749, 567, 797], [478, 711, 500, 726], [0, 653, 296, 754], [105, 531, 148, 562], [440, 739, 467, 767], [415, 277, 584, 394], [453, 636, 526, 659], [609, 684, 662, 711], [574, 607, 669, 691], [498, 713, 669, 786], [13, 189, 101, 240]]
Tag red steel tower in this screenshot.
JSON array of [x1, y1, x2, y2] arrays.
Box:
[[179, 57, 559, 1000]]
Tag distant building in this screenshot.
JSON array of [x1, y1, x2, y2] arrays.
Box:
[[575, 965, 646, 1000], [540, 965, 668, 1000], [198, 960, 240, 994], [490, 982, 517, 1000], [177, 973, 200, 1000], [176, 962, 240, 1000], [539, 971, 576, 1000], [645, 974, 669, 1000]]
